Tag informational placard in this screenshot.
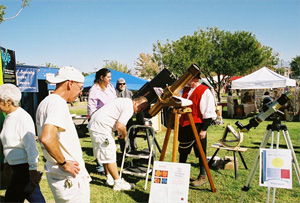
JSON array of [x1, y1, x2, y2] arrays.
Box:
[[1, 47, 16, 85], [16, 67, 39, 92], [259, 149, 292, 189], [149, 161, 190, 203]]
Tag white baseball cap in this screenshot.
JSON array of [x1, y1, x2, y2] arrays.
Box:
[[46, 66, 85, 84]]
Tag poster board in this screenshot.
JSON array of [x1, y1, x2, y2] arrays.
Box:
[[16, 67, 39, 92], [149, 161, 190, 203], [259, 149, 292, 189], [0, 47, 16, 85]]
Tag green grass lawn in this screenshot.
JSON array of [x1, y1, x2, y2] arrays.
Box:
[[1, 105, 299, 203]]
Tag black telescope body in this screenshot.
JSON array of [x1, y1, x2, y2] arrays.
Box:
[[133, 69, 176, 104], [235, 92, 294, 132]]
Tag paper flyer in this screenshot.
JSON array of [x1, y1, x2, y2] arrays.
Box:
[[149, 161, 191, 203], [259, 148, 292, 189]]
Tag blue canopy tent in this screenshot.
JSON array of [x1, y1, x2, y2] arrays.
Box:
[[84, 68, 148, 90]]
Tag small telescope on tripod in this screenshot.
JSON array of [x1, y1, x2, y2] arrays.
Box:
[[235, 92, 294, 132], [236, 92, 300, 203]]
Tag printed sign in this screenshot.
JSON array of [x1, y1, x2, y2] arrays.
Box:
[[149, 161, 190, 203], [259, 149, 292, 189], [16, 67, 39, 92], [1, 47, 16, 85]]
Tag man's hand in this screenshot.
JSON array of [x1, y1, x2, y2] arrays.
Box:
[[29, 170, 42, 185], [116, 122, 127, 139], [199, 130, 207, 139], [59, 160, 80, 178], [118, 134, 125, 139]]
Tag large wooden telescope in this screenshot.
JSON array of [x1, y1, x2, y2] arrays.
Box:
[[148, 63, 201, 116]]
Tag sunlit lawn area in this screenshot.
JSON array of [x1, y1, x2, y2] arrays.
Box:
[[1, 102, 299, 202]]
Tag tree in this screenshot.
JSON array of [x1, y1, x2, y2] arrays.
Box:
[[82, 72, 89, 77], [0, 0, 30, 23], [135, 53, 160, 79], [290, 55, 300, 78], [153, 27, 278, 101], [274, 67, 285, 75], [44, 62, 58, 68], [103, 60, 131, 74]]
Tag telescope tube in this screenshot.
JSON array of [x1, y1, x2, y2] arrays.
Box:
[[149, 63, 201, 117]]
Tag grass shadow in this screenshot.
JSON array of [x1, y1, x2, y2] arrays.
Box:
[[123, 188, 149, 202], [81, 147, 94, 157]]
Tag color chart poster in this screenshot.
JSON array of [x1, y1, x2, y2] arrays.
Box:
[[259, 149, 292, 189], [149, 161, 190, 203]]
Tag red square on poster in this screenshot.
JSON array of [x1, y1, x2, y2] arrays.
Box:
[[281, 169, 290, 179]]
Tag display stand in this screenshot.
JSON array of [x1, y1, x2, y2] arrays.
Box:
[[239, 115, 300, 202], [208, 143, 248, 179], [159, 106, 216, 193]]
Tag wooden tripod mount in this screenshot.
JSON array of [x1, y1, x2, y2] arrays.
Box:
[[159, 106, 216, 192]]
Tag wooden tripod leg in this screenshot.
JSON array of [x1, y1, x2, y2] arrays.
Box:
[[159, 113, 175, 161], [172, 112, 180, 162], [187, 113, 216, 192]]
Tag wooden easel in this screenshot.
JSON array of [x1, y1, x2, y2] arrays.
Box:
[[159, 106, 216, 192]]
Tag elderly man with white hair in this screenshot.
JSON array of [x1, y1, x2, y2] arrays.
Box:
[[0, 83, 45, 202], [36, 66, 91, 202]]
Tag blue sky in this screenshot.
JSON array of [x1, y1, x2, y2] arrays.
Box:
[[1, 0, 299, 73]]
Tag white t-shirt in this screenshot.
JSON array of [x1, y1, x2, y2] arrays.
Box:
[[88, 98, 134, 135], [36, 94, 88, 177], [0, 107, 39, 169]]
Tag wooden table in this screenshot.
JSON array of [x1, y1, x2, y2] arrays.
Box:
[[208, 143, 248, 179]]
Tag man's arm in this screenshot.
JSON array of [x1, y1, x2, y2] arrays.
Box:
[[22, 127, 42, 185], [199, 89, 216, 139], [116, 121, 127, 139], [199, 118, 213, 139], [40, 124, 80, 177]]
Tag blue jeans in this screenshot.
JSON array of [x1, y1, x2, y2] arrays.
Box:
[[5, 163, 45, 203]]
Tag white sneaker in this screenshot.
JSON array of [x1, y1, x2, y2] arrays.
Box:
[[96, 165, 105, 173], [105, 174, 114, 186], [113, 179, 135, 191]]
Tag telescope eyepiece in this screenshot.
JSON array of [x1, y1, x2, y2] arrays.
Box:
[[235, 121, 244, 130]]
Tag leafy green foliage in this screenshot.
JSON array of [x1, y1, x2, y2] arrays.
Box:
[[0, 5, 7, 23], [290, 55, 300, 77], [153, 27, 279, 101], [44, 62, 59, 68], [135, 53, 160, 79], [103, 60, 131, 74], [0, 0, 30, 23]]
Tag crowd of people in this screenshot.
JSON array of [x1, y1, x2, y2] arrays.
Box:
[[0, 66, 217, 202]]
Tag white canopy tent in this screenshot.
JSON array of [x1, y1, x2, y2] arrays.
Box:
[[232, 67, 296, 89]]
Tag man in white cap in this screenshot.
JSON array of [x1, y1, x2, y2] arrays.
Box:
[[36, 66, 91, 202]]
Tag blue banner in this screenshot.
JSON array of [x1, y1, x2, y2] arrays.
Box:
[[16, 67, 39, 92]]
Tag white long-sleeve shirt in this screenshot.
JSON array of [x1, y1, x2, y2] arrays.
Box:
[[0, 107, 39, 170], [182, 83, 217, 120]]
